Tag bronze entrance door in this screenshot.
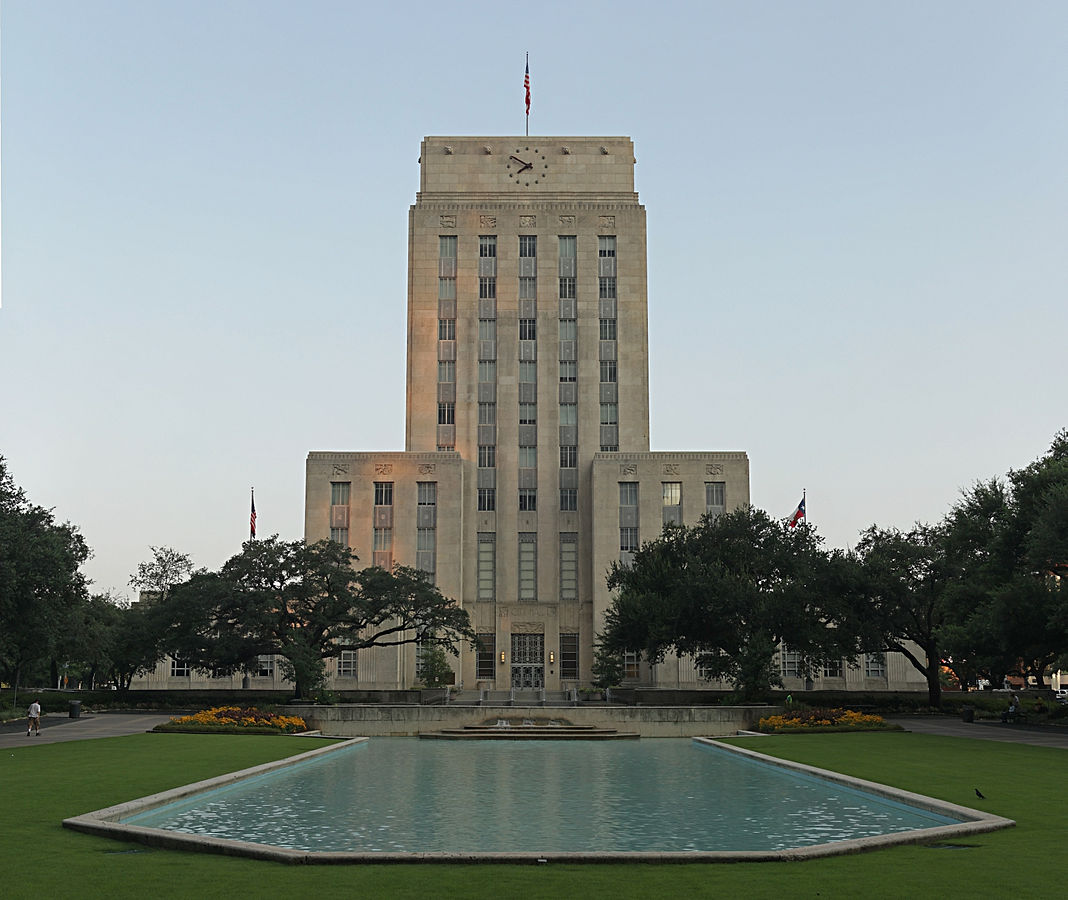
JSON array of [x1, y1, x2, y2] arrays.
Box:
[[510, 633, 544, 689]]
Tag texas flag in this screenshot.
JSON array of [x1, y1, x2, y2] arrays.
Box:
[[787, 496, 806, 528]]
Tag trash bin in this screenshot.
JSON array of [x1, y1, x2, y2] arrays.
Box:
[[69, 700, 82, 719], [961, 705, 974, 723]]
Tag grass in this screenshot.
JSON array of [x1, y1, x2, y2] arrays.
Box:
[[3, 730, 1061, 899]]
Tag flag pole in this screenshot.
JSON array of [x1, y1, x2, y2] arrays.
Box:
[[524, 52, 530, 137], [250, 487, 256, 542]]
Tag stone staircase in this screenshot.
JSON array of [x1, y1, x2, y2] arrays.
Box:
[[418, 716, 639, 741]]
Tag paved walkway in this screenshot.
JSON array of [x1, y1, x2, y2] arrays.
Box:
[[890, 716, 1068, 749], [0, 712, 173, 749]]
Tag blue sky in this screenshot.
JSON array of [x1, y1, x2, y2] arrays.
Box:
[[2, 1, 1066, 597]]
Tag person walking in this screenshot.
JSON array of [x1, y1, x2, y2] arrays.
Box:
[[27, 699, 41, 736]]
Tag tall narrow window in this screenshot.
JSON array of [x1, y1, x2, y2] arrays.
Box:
[[478, 445, 496, 468], [559, 276, 576, 299], [337, 650, 358, 678], [479, 276, 496, 299], [518, 488, 537, 511], [417, 482, 437, 506], [518, 446, 537, 468], [600, 360, 617, 383], [559, 235, 576, 258], [558, 319, 576, 341], [560, 533, 578, 601], [479, 235, 497, 257], [519, 276, 537, 299], [330, 482, 351, 505], [559, 633, 580, 680], [662, 482, 682, 526], [519, 318, 536, 340], [476, 633, 496, 679], [600, 403, 618, 425], [519, 235, 537, 257], [559, 403, 577, 425], [559, 487, 577, 511], [479, 319, 497, 341], [477, 488, 496, 511], [518, 533, 537, 601], [519, 360, 537, 383], [599, 318, 617, 340], [519, 403, 537, 425], [619, 482, 638, 508], [437, 401, 455, 425], [374, 482, 393, 507], [478, 402, 496, 425], [478, 360, 497, 383], [437, 360, 455, 383], [438, 319, 455, 341], [559, 445, 577, 468], [477, 534, 496, 601], [705, 481, 726, 519], [598, 235, 616, 257], [329, 527, 349, 545], [559, 360, 576, 382], [599, 277, 617, 299]]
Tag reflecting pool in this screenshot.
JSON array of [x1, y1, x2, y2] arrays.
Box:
[[123, 738, 960, 853]]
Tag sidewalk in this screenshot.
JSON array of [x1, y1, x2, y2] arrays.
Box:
[[0, 712, 174, 749], [890, 716, 1068, 749]]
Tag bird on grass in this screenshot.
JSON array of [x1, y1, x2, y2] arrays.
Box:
[[975, 788, 986, 800]]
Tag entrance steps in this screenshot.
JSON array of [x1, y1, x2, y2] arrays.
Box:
[[418, 717, 639, 741]]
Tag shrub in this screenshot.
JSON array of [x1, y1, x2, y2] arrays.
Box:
[[758, 707, 890, 734], [155, 706, 306, 734]]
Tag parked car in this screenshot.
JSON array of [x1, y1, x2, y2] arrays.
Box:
[[1054, 689, 1068, 704]]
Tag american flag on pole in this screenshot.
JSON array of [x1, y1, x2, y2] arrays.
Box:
[[250, 489, 257, 540], [524, 53, 530, 118]]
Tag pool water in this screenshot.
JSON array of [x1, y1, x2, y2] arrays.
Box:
[[123, 739, 959, 853]]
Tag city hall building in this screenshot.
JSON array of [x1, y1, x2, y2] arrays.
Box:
[[306, 135, 749, 693], [137, 135, 924, 695]]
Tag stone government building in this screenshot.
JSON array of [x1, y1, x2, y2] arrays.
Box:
[[135, 135, 925, 695]]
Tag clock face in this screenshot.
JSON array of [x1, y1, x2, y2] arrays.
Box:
[[506, 147, 548, 186]]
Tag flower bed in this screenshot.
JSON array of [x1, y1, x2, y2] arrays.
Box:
[[758, 707, 895, 734], [154, 706, 307, 735]]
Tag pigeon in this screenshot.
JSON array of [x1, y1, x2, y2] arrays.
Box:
[[975, 788, 986, 800]]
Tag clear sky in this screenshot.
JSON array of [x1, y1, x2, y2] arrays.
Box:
[[2, 1, 1066, 599]]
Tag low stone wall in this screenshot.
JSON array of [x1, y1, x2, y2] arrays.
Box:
[[285, 703, 777, 737]]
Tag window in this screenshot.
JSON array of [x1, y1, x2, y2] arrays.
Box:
[[559, 276, 576, 299], [519, 235, 537, 257], [781, 647, 802, 678], [437, 360, 455, 383], [479, 235, 497, 257], [599, 277, 617, 299], [600, 403, 618, 425], [560, 534, 578, 601], [620, 527, 639, 552], [478, 488, 496, 511], [865, 653, 887, 679], [374, 482, 393, 506], [477, 534, 495, 600], [438, 277, 456, 300], [438, 319, 455, 341], [619, 482, 638, 507], [519, 360, 537, 383], [559, 360, 576, 382], [438, 401, 455, 425], [518, 533, 536, 600], [519, 318, 536, 340], [519, 446, 537, 468], [560, 487, 577, 511], [600, 360, 617, 383], [558, 319, 576, 341], [479, 276, 496, 299], [476, 633, 496, 679], [329, 527, 349, 545], [439, 235, 457, 258], [478, 402, 496, 425], [560, 633, 579, 680], [706, 482, 726, 519], [257, 655, 274, 678], [373, 528, 393, 551], [478, 360, 496, 383], [519, 403, 537, 425], [518, 488, 537, 511], [599, 318, 617, 341], [662, 482, 681, 506], [478, 445, 496, 467], [601, 444, 618, 452], [823, 659, 844, 679], [478, 319, 497, 342], [437, 444, 454, 452], [623, 651, 640, 679], [418, 482, 437, 506], [330, 482, 351, 505], [559, 235, 576, 258], [170, 658, 190, 677], [416, 527, 435, 573], [519, 276, 537, 299], [559, 403, 577, 425], [599, 235, 616, 257], [337, 650, 357, 678], [560, 445, 577, 468]]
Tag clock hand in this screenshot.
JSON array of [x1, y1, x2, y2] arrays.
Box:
[[510, 155, 529, 165]]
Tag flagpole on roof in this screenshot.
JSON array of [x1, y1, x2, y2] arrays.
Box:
[[524, 52, 530, 137]]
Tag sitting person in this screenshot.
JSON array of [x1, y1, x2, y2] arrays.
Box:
[[1001, 693, 1021, 722]]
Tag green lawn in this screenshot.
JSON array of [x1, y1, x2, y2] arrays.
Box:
[[3, 731, 1059, 899]]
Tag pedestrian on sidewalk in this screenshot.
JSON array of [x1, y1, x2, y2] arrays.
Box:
[[27, 699, 41, 736]]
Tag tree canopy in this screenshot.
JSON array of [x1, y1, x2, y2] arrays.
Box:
[[158, 537, 475, 698], [602, 506, 867, 701]]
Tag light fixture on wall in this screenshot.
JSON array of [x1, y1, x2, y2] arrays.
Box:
[[549, 651, 555, 664], [500, 651, 506, 664]]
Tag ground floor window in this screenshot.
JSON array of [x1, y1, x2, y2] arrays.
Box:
[[337, 650, 358, 679], [170, 658, 189, 677], [559, 633, 579, 680], [476, 633, 496, 680]]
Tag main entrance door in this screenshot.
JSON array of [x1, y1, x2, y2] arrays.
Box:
[[511, 633, 544, 689]]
